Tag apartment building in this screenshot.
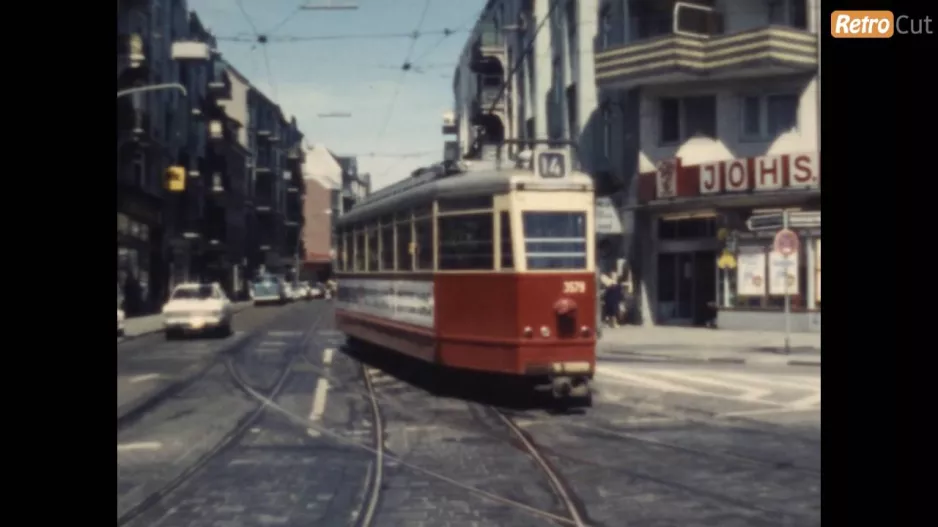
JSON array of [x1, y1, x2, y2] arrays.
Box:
[[449, 0, 821, 330], [595, 0, 821, 330], [301, 144, 344, 280], [117, 0, 197, 311]]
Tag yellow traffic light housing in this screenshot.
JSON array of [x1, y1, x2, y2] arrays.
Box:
[[166, 165, 186, 192]]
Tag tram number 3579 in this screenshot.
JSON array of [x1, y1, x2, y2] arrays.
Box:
[[563, 281, 586, 294]]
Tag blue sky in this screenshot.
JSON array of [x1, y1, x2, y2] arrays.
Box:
[[188, 0, 486, 190]]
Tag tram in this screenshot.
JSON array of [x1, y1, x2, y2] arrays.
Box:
[[334, 141, 596, 404]]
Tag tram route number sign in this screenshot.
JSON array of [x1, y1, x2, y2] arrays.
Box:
[[535, 150, 568, 178], [773, 228, 800, 257]]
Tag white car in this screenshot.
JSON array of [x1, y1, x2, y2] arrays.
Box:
[[162, 282, 233, 339]]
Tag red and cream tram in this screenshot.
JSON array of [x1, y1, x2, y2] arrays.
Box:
[[334, 145, 596, 403]]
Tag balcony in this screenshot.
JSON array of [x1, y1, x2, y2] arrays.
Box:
[[442, 111, 457, 134], [477, 26, 504, 56], [207, 60, 231, 99], [595, 8, 817, 90], [476, 87, 504, 111]]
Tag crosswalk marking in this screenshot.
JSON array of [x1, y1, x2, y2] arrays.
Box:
[[595, 365, 819, 413]]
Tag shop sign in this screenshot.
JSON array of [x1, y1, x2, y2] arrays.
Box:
[[699, 153, 819, 194], [595, 197, 623, 235]]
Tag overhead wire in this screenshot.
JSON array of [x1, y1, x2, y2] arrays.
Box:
[[215, 27, 467, 43], [371, 0, 434, 152]]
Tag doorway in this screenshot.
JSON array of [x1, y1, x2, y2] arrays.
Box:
[[657, 250, 717, 325]]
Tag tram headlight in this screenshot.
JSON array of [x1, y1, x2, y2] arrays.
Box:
[[580, 326, 591, 337], [523, 326, 533, 338], [540, 326, 551, 337]]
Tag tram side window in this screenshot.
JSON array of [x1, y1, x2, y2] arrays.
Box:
[[396, 216, 413, 271], [499, 211, 513, 269], [367, 226, 379, 271], [380, 221, 394, 270], [336, 231, 346, 272], [354, 230, 365, 271], [438, 213, 494, 270], [414, 217, 434, 270], [522, 211, 588, 270]]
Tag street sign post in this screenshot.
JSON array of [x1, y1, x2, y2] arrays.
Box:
[[774, 215, 800, 354]]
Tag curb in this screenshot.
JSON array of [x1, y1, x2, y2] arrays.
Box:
[[117, 304, 253, 344], [602, 349, 821, 367]]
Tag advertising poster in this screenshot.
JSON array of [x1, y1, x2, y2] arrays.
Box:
[[736, 249, 766, 296], [815, 239, 821, 302], [769, 249, 800, 296]]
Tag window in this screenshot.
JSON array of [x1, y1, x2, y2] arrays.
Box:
[[438, 213, 494, 270], [117, 213, 130, 234], [380, 221, 394, 270], [740, 93, 799, 140], [767, 0, 807, 29], [354, 230, 365, 271], [659, 96, 717, 144], [367, 225, 379, 271], [414, 218, 434, 270], [500, 211, 514, 269], [522, 211, 587, 270], [395, 216, 412, 271]]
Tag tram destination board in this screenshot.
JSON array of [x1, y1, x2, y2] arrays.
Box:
[[535, 150, 568, 178]]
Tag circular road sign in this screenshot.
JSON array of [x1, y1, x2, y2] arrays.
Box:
[[773, 229, 800, 257]]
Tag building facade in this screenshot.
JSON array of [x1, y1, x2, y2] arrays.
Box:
[[118, 0, 310, 307], [117, 0, 197, 313], [301, 144, 345, 281], [450, 0, 821, 331], [595, 0, 821, 330]]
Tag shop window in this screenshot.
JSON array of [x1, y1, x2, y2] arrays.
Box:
[[658, 217, 716, 240], [118, 213, 129, 234]]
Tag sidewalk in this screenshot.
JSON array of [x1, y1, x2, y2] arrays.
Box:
[[119, 301, 253, 341], [598, 326, 820, 367]]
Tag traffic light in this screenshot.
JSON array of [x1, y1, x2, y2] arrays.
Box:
[[165, 165, 186, 192]]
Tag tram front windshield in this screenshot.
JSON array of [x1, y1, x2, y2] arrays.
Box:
[[522, 211, 588, 270]]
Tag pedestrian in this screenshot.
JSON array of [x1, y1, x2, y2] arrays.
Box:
[[600, 269, 621, 328]]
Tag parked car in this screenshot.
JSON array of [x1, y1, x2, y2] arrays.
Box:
[[162, 282, 234, 339], [309, 282, 327, 299], [252, 276, 287, 305]]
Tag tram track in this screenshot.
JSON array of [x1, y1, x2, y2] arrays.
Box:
[[117, 308, 327, 527], [352, 365, 385, 527], [289, 349, 818, 523]]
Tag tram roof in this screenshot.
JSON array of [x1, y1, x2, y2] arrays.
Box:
[[336, 161, 594, 226]]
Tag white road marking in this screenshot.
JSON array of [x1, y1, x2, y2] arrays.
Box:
[[117, 441, 162, 452], [128, 374, 161, 384], [650, 370, 773, 401], [269, 330, 303, 337], [258, 341, 287, 348], [323, 348, 334, 365], [789, 392, 822, 409], [306, 378, 330, 438], [719, 406, 820, 418], [718, 371, 819, 391], [597, 367, 705, 395]]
